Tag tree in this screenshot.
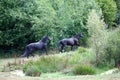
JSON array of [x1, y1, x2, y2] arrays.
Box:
[[95, 0, 117, 27], [0, 0, 101, 53], [0, 0, 37, 50], [105, 27, 120, 66], [115, 0, 120, 25], [87, 9, 108, 65]]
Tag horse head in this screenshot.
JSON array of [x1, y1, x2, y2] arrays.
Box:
[[46, 34, 51, 40], [41, 34, 51, 43], [78, 32, 83, 37], [74, 32, 83, 39]]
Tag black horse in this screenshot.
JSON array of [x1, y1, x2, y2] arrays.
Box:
[[22, 35, 51, 58], [58, 32, 83, 52]]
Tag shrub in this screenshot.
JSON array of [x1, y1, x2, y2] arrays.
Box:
[[25, 65, 41, 76], [22, 47, 96, 76], [77, 47, 87, 53], [37, 56, 69, 73], [87, 9, 108, 65], [22, 60, 34, 73], [104, 27, 120, 67], [69, 48, 96, 65], [22, 55, 69, 74], [87, 9, 120, 67], [72, 64, 95, 75]]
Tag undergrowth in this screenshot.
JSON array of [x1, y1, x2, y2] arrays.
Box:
[[22, 47, 97, 76]]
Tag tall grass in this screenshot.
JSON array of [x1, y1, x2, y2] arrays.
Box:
[[69, 47, 96, 65], [72, 64, 96, 75], [22, 54, 69, 74], [22, 47, 96, 76]]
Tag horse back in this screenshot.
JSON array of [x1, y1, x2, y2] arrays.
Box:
[[61, 38, 74, 45], [27, 42, 46, 50]]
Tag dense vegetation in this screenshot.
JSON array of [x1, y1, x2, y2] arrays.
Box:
[[0, 0, 104, 50], [95, 0, 117, 27], [0, 0, 120, 75], [22, 47, 97, 76], [115, 0, 120, 25]]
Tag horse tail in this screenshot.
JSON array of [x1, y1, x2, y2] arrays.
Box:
[[58, 41, 62, 51]]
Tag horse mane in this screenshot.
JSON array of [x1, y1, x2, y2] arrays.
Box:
[[39, 35, 48, 43], [73, 33, 79, 39], [73, 32, 82, 39]]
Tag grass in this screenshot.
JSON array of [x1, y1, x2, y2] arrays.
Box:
[[93, 66, 112, 74], [72, 64, 96, 75], [21, 47, 97, 76], [0, 47, 119, 78], [0, 71, 120, 80]]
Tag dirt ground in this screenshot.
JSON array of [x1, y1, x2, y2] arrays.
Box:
[[0, 71, 120, 80]]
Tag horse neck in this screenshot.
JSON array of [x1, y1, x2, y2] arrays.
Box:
[[73, 35, 79, 39], [40, 37, 48, 43]]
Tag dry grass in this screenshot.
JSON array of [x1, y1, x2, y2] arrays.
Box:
[[0, 71, 120, 80]]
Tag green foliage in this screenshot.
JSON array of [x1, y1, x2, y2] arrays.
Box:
[[87, 9, 120, 67], [87, 9, 108, 65], [77, 47, 87, 53], [37, 56, 67, 73], [0, 0, 37, 50], [95, 0, 117, 27], [25, 65, 41, 76], [72, 64, 95, 75], [0, 0, 101, 52], [104, 27, 120, 66], [51, 0, 100, 45], [69, 48, 95, 65], [115, 0, 120, 24], [22, 48, 96, 76], [22, 55, 68, 73], [22, 60, 35, 73]]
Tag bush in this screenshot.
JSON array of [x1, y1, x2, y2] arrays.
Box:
[[77, 47, 87, 53], [25, 65, 41, 76], [22, 48, 96, 76], [87, 9, 108, 65], [22, 60, 34, 73], [87, 9, 120, 67], [22, 55, 69, 74], [104, 27, 120, 67], [72, 64, 95, 75], [69, 48, 95, 65]]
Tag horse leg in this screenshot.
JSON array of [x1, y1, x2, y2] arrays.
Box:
[[27, 47, 33, 58], [31, 53, 34, 57], [39, 50, 42, 56], [27, 54, 30, 58], [29, 49, 34, 57], [22, 46, 29, 57], [71, 45, 73, 51], [26, 51, 30, 58], [44, 46, 48, 55], [61, 45, 65, 52], [21, 51, 27, 57], [76, 41, 80, 46]]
